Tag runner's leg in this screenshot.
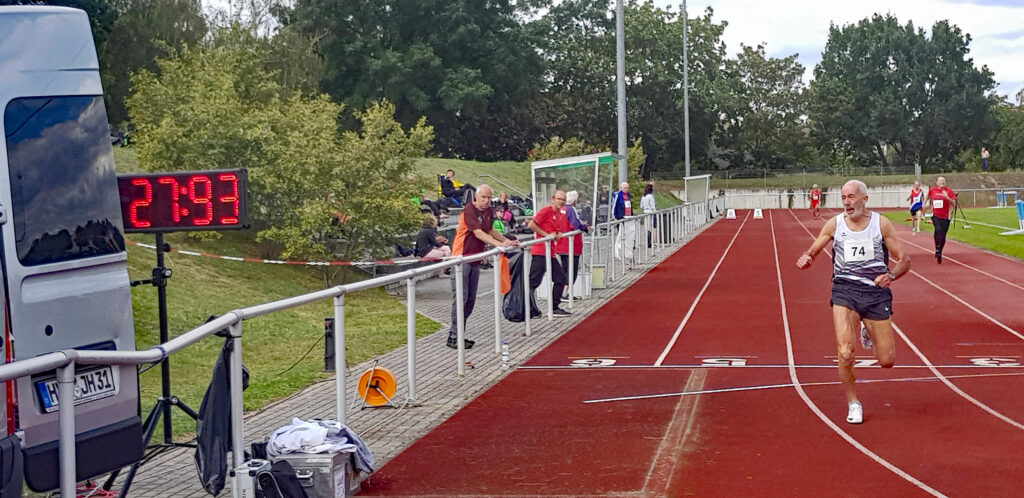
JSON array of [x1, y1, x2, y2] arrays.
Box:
[[862, 318, 896, 368], [832, 305, 861, 404]]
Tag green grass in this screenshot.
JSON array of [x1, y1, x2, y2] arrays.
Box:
[[126, 230, 438, 441], [883, 208, 1024, 260], [415, 157, 532, 196]]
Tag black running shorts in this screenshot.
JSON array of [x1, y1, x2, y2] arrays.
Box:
[[830, 279, 893, 320]]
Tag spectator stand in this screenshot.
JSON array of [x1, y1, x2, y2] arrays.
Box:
[[530, 152, 620, 299]]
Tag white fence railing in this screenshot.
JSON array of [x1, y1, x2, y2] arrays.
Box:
[[0, 199, 719, 496]]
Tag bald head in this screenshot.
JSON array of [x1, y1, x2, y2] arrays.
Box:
[[473, 185, 493, 210], [843, 180, 867, 196]]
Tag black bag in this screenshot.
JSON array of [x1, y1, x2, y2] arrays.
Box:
[[502, 251, 541, 322], [256, 460, 308, 498]]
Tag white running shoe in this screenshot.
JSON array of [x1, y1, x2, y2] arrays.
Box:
[[860, 325, 873, 350], [847, 401, 863, 424]]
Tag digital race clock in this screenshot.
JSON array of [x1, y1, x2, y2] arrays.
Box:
[[117, 169, 249, 233]]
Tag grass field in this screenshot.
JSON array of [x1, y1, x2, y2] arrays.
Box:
[[883, 207, 1024, 260], [126, 227, 438, 441]]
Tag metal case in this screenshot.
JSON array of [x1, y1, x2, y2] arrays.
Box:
[[270, 452, 360, 498]]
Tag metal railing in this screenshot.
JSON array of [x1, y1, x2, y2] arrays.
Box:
[[0, 199, 717, 497], [475, 174, 530, 202]]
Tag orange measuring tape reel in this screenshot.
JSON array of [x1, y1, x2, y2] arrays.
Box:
[[357, 366, 397, 407]]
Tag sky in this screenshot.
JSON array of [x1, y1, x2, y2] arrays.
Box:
[[653, 0, 1024, 102]]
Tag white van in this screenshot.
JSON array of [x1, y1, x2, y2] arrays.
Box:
[[0, 6, 143, 491]]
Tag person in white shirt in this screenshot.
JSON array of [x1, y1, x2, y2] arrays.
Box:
[[640, 183, 658, 245]]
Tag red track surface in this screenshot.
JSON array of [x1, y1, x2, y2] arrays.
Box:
[[360, 209, 1024, 496]]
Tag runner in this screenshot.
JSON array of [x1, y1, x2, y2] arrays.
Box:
[[808, 184, 822, 220], [926, 176, 957, 263], [908, 180, 924, 235], [796, 179, 911, 424]]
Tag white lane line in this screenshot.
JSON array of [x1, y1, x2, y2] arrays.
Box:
[[518, 364, 1024, 370], [891, 323, 1024, 430], [787, 209, 1024, 431], [653, 211, 751, 366], [897, 228, 1024, 294], [770, 210, 945, 497], [582, 372, 1024, 404]]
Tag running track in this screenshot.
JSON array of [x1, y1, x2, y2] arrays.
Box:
[[360, 209, 1024, 496]]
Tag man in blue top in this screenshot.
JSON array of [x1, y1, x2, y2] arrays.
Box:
[[796, 179, 911, 425], [611, 182, 632, 220]]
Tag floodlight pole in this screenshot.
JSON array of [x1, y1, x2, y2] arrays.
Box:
[[682, 0, 691, 177], [616, 0, 627, 185]]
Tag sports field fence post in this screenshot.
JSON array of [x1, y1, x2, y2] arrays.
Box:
[[455, 263, 466, 375], [333, 295, 346, 422], [406, 278, 418, 402], [492, 253, 501, 354]]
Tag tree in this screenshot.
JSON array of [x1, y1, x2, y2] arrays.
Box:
[[287, 0, 544, 160], [717, 44, 810, 170], [809, 14, 997, 172], [99, 0, 207, 124], [989, 104, 1024, 170], [128, 38, 431, 261], [532, 2, 729, 175]]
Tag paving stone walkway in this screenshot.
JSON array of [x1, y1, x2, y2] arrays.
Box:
[[121, 225, 708, 496]]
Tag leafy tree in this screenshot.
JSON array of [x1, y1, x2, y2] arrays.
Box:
[[809, 14, 997, 172], [717, 44, 810, 170], [532, 2, 728, 175], [988, 104, 1024, 170], [287, 0, 544, 160], [128, 39, 431, 261], [100, 0, 207, 124]]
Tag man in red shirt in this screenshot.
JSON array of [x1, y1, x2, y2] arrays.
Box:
[[926, 176, 957, 263], [808, 184, 822, 220], [527, 190, 571, 316], [448, 185, 519, 348]]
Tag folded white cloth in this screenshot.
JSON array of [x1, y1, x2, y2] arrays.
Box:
[[267, 418, 374, 473]]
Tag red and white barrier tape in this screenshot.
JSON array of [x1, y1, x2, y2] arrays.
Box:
[[126, 239, 443, 266]]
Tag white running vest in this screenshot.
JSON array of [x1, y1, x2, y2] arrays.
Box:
[[832, 212, 888, 286]]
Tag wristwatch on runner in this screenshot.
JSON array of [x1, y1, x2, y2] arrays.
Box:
[[888, 271, 897, 280]]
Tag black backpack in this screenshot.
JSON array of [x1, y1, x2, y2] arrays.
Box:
[[256, 460, 308, 498]]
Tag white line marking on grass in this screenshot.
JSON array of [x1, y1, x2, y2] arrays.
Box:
[[771, 210, 946, 497], [653, 211, 751, 366]]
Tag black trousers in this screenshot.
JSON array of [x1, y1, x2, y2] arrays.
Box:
[[448, 262, 480, 341], [933, 217, 950, 254], [530, 254, 566, 309]]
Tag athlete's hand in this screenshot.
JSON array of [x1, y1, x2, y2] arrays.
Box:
[[874, 273, 894, 288], [796, 253, 813, 269]]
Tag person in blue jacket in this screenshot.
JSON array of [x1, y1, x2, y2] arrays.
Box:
[[612, 182, 632, 220]]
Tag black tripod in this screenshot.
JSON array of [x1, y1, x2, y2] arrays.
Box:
[[951, 201, 971, 229], [104, 233, 199, 496]]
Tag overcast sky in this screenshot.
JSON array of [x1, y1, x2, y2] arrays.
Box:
[[652, 0, 1024, 101]]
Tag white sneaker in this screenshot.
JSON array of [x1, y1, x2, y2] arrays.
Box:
[[847, 401, 863, 424], [860, 325, 873, 350]]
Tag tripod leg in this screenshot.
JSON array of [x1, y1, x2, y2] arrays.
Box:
[[170, 396, 200, 420], [113, 398, 167, 497]]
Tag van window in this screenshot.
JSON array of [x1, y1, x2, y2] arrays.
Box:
[[4, 96, 125, 266]]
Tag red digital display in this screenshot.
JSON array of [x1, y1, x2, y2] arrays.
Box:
[[117, 169, 249, 233]]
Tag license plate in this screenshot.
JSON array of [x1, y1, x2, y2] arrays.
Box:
[[35, 366, 118, 413]]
